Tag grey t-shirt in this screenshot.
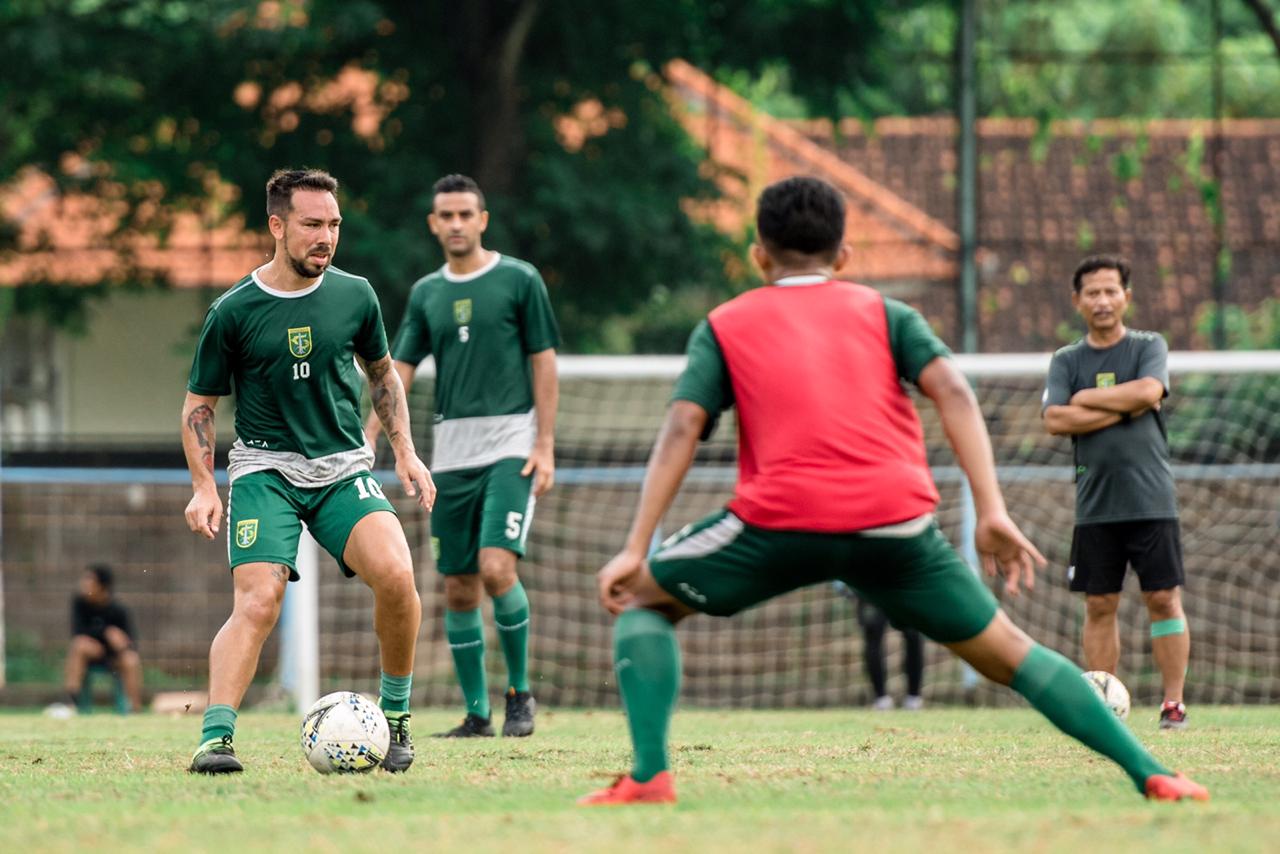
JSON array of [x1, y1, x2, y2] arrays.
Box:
[[1042, 330, 1177, 524]]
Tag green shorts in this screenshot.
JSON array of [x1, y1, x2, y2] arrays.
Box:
[[431, 457, 535, 575], [226, 470, 396, 580], [649, 510, 999, 644]]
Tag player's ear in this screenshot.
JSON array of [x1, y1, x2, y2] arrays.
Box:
[[833, 243, 852, 273], [268, 213, 286, 241], [478, 209, 489, 233], [427, 211, 439, 236], [749, 243, 771, 278]]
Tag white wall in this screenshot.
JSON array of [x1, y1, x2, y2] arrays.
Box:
[[59, 289, 232, 441]]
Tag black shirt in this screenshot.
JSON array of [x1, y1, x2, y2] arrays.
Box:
[[71, 596, 135, 643]]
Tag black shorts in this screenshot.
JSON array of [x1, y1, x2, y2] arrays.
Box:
[[1068, 519, 1184, 595]]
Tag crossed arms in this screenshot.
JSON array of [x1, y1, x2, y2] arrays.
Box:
[[1042, 377, 1165, 436]]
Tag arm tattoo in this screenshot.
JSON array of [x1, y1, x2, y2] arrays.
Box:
[[366, 358, 406, 445], [186, 405, 216, 473]]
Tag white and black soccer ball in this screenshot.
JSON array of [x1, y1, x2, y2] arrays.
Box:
[[1082, 670, 1131, 720], [299, 691, 390, 774]]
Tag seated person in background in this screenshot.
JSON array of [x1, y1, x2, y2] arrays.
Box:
[[62, 564, 143, 713]]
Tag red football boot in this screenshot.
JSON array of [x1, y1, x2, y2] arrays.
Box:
[[577, 771, 676, 806], [1145, 772, 1209, 802]]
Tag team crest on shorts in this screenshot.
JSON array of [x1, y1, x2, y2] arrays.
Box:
[[1095, 372, 1116, 388], [287, 326, 313, 358], [235, 519, 260, 548], [453, 299, 472, 325]]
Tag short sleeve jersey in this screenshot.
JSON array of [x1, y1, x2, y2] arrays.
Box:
[[1042, 330, 1177, 524], [187, 266, 388, 459], [673, 281, 951, 532], [391, 253, 560, 418], [389, 254, 560, 471]]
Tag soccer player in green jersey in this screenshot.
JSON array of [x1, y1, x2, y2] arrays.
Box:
[[183, 169, 435, 774], [579, 176, 1207, 805], [365, 175, 560, 738]]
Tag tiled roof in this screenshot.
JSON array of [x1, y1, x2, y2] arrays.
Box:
[[0, 170, 268, 288], [666, 59, 960, 285], [792, 116, 1280, 349], [670, 60, 1278, 351]]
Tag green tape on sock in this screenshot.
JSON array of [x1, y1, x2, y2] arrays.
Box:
[[1150, 618, 1186, 638], [379, 672, 413, 713], [200, 704, 237, 745]]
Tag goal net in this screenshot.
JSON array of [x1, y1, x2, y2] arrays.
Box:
[[327, 351, 1278, 709], [2, 352, 1276, 710]]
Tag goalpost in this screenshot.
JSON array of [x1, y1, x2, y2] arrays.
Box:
[[282, 350, 1280, 712]]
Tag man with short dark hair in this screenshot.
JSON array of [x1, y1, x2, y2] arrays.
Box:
[[183, 168, 435, 773], [579, 177, 1206, 806], [366, 174, 559, 738], [1043, 255, 1190, 730], [61, 565, 142, 713]]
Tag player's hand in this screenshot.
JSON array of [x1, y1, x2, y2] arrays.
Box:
[[184, 486, 223, 540], [395, 453, 436, 511], [974, 510, 1046, 596], [521, 442, 555, 497], [597, 550, 646, 616]]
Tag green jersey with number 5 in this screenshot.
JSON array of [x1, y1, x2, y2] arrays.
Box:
[[187, 265, 388, 486], [390, 253, 560, 473]]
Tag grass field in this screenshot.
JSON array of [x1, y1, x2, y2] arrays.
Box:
[[2, 706, 1277, 853]]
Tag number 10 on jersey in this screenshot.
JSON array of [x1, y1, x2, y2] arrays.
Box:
[[292, 361, 311, 380]]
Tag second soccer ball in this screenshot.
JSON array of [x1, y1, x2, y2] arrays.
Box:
[[1082, 670, 1131, 720]]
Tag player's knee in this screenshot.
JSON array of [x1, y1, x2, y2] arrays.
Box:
[[477, 552, 517, 596], [1085, 594, 1120, 620], [1143, 587, 1182, 620], [444, 575, 483, 611], [380, 568, 420, 611], [237, 590, 283, 630]]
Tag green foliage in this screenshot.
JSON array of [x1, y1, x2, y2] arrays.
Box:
[[4, 1, 1280, 350], [976, 0, 1280, 119], [1168, 300, 1280, 462]]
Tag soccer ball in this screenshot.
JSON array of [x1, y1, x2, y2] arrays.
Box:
[[1082, 670, 1131, 720], [299, 691, 390, 774]]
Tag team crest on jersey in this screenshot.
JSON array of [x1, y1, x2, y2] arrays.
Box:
[[287, 326, 313, 358], [453, 299, 472, 324], [1095, 372, 1116, 388], [235, 519, 259, 548]]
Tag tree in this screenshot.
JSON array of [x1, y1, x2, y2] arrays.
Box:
[[0, 0, 897, 352]]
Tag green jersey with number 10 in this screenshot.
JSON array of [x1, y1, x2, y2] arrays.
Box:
[[187, 265, 388, 486], [390, 253, 560, 473]]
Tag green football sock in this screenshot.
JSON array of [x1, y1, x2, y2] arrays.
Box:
[[493, 582, 531, 693], [379, 671, 413, 714], [200, 704, 237, 746], [1011, 643, 1170, 792], [614, 608, 681, 783], [445, 608, 490, 719]]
